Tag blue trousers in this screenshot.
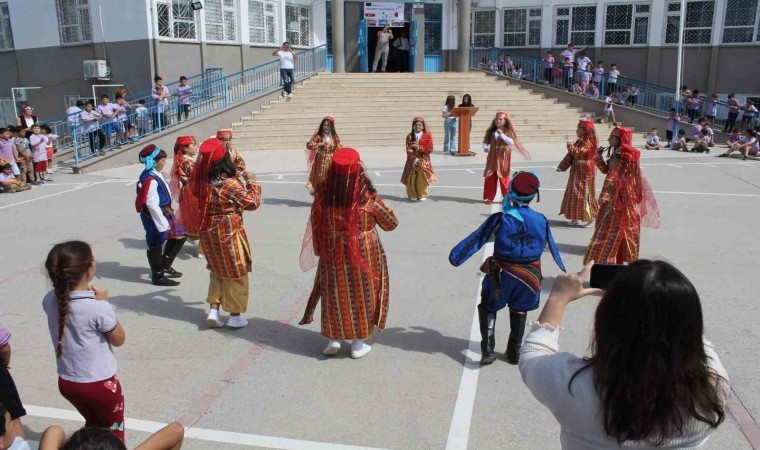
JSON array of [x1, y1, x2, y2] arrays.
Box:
[[443, 118, 458, 154], [480, 273, 540, 313]]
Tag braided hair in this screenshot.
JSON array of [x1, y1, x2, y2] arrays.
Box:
[[44, 241, 94, 359]]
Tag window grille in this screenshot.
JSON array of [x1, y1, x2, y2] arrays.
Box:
[[205, 0, 238, 43], [555, 6, 596, 46], [285, 4, 311, 47], [471, 9, 496, 47], [156, 0, 198, 40], [722, 0, 759, 43], [0, 2, 13, 50], [604, 3, 650, 45], [425, 4, 443, 55], [503, 8, 541, 47], [664, 1, 714, 44], [248, 0, 279, 45], [55, 0, 92, 45]]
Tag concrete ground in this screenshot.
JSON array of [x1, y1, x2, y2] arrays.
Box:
[[1, 139, 758, 449]]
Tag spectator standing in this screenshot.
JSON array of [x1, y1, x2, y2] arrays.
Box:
[[114, 95, 137, 143], [542, 51, 555, 85], [392, 32, 411, 72], [560, 43, 585, 65], [13, 128, 34, 185], [723, 94, 741, 132], [592, 61, 604, 92], [562, 57, 574, 91], [273, 42, 298, 97], [40, 124, 58, 174], [740, 99, 758, 130], [626, 84, 639, 107], [0, 324, 26, 441], [705, 94, 719, 127], [66, 100, 83, 138], [135, 99, 149, 137], [686, 90, 702, 123], [372, 26, 394, 73], [14, 105, 37, 135], [441, 95, 458, 155], [665, 108, 680, 145], [175, 76, 192, 122], [607, 64, 620, 93], [28, 124, 50, 183], [153, 86, 170, 129], [0, 127, 19, 178], [604, 91, 615, 126], [97, 94, 120, 149], [576, 52, 592, 93], [80, 101, 105, 156]]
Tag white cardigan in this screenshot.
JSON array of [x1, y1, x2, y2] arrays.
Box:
[[518, 323, 730, 449]]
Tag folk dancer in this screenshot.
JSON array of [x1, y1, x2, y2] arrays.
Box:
[[482, 112, 530, 205], [305, 116, 341, 194], [450, 172, 565, 364], [190, 138, 262, 328], [135, 145, 186, 286], [557, 118, 599, 227], [299, 148, 399, 359], [584, 127, 660, 264], [169, 136, 204, 257], [401, 116, 438, 201], [216, 129, 246, 176]]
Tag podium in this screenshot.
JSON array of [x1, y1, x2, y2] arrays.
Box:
[[450, 106, 479, 156]]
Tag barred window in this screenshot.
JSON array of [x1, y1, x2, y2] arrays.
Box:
[[0, 2, 13, 50], [471, 10, 496, 47], [502, 8, 541, 47], [604, 3, 650, 45], [157, 0, 198, 40], [425, 4, 443, 55], [285, 4, 311, 47], [555, 6, 596, 46], [664, 1, 714, 44], [205, 0, 238, 43], [248, 0, 279, 45], [722, 0, 760, 43], [55, 0, 92, 45]]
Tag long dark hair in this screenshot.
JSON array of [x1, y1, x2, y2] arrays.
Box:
[[62, 427, 127, 450], [444, 95, 455, 110], [459, 94, 474, 107], [45, 241, 94, 359], [484, 115, 510, 141], [208, 151, 236, 181], [314, 118, 339, 141], [408, 118, 424, 141], [569, 260, 726, 445]]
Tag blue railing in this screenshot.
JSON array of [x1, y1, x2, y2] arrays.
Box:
[[470, 47, 759, 133], [45, 45, 327, 165]]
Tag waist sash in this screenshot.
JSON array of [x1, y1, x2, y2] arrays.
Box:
[[480, 257, 542, 295]]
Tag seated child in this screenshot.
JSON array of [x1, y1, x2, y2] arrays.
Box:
[[726, 128, 745, 147], [572, 82, 583, 95], [645, 128, 661, 150], [0, 164, 30, 193], [692, 129, 711, 153], [671, 129, 687, 151], [719, 129, 758, 160]]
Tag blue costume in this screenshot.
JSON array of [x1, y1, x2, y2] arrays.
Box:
[[449, 171, 565, 364]]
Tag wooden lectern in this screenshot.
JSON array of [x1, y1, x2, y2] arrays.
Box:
[[450, 106, 479, 156]]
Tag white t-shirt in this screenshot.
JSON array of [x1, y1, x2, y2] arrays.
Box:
[[377, 31, 392, 48], [80, 110, 100, 133], [442, 105, 453, 119], [608, 69, 620, 82], [42, 290, 118, 383], [593, 67, 603, 82], [8, 437, 31, 450], [560, 49, 577, 63], [604, 96, 613, 112], [577, 56, 591, 72], [66, 106, 82, 126], [277, 50, 295, 70], [646, 134, 660, 145]]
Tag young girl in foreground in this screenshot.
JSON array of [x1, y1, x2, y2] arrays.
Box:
[[401, 116, 437, 201], [42, 241, 126, 441]]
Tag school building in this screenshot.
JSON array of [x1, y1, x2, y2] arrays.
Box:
[[0, 0, 757, 121]]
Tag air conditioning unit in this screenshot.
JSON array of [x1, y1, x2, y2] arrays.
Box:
[[83, 60, 109, 79]]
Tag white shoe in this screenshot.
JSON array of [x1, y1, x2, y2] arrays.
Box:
[[281, 90, 286, 97], [584, 220, 595, 228], [569, 220, 580, 226], [207, 309, 225, 328], [197, 252, 205, 259], [287, 93, 293, 98], [418, 197, 427, 201], [351, 339, 372, 359], [322, 340, 341, 355], [227, 315, 248, 328]]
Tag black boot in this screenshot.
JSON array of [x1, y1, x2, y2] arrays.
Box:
[[506, 310, 527, 365], [147, 247, 179, 286], [162, 237, 186, 278], [478, 305, 497, 364]]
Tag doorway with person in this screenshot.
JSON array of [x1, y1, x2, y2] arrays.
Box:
[[368, 22, 412, 72]]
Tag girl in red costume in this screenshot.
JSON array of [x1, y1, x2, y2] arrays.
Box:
[[557, 118, 599, 228], [481, 112, 530, 204], [401, 116, 438, 201]]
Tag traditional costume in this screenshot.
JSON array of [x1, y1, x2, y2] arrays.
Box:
[[305, 116, 341, 191], [450, 172, 565, 364], [135, 145, 185, 286], [400, 116, 438, 201], [190, 138, 262, 328], [482, 112, 530, 204], [299, 148, 398, 359], [557, 118, 599, 226], [584, 127, 660, 264], [216, 129, 246, 176], [169, 136, 203, 257]]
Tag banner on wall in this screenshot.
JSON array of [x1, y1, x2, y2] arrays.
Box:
[[363, 2, 405, 27]]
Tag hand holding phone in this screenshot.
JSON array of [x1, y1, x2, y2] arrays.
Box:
[[589, 263, 627, 289]]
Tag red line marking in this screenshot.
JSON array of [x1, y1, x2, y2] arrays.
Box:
[[727, 392, 760, 449]]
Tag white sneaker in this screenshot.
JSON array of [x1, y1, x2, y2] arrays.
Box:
[[569, 220, 580, 226], [206, 309, 225, 328], [418, 197, 427, 201], [584, 220, 595, 228], [227, 315, 248, 328], [287, 93, 293, 98], [351, 339, 372, 359], [322, 340, 341, 355]]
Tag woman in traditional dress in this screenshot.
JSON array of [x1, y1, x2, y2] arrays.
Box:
[[482, 112, 530, 205], [216, 129, 246, 176], [557, 118, 599, 228], [401, 116, 437, 201], [299, 148, 398, 359], [169, 136, 204, 257], [305, 116, 341, 194], [189, 138, 262, 328], [584, 127, 660, 264]]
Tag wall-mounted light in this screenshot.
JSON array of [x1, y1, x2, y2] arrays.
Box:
[[191, 0, 203, 10]]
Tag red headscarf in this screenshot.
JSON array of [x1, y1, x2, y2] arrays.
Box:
[[577, 118, 598, 151], [169, 136, 200, 233], [187, 138, 229, 230], [300, 147, 375, 277], [611, 127, 661, 229], [495, 111, 530, 160], [412, 116, 434, 150], [216, 129, 232, 140]]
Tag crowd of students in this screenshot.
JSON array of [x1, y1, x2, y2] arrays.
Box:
[[0, 123, 58, 193]]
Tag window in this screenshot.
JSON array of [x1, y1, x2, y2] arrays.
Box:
[[156, 0, 198, 40], [205, 0, 238, 43], [664, 1, 714, 44], [604, 3, 649, 45], [248, 0, 279, 45], [425, 4, 443, 55], [0, 2, 13, 50], [285, 4, 311, 47], [471, 10, 495, 47], [722, 0, 760, 43], [555, 6, 596, 46], [503, 8, 541, 47], [55, 0, 92, 44]]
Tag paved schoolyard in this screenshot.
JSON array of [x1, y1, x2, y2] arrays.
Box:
[[0, 141, 758, 449]]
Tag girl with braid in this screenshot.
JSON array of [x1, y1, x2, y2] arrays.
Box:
[[42, 241, 127, 442]]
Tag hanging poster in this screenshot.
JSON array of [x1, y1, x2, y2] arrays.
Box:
[[363, 2, 405, 27]]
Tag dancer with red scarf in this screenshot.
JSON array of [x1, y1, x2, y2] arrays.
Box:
[[299, 148, 398, 359], [189, 138, 262, 328], [305, 116, 341, 193], [557, 118, 599, 228], [482, 112, 530, 205], [169, 136, 203, 258], [584, 127, 660, 264], [401, 116, 438, 201], [216, 129, 246, 176]]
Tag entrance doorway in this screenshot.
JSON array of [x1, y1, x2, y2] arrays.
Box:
[[367, 24, 412, 72]]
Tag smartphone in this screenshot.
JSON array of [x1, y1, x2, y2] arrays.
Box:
[[590, 263, 627, 289]]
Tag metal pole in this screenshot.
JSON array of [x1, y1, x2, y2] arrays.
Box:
[[672, 0, 686, 140], [458, 1, 472, 72], [332, 0, 345, 72]]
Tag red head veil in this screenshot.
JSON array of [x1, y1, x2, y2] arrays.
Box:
[[169, 135, 200, 232], [187, 138, 228, 230], [578, 118, 598, 150], [612, 127, 661, 229], [412, 116, 434, 150], [306, 116, 338, 169], [299, 147, 374, 276], [497, 111, 531, 160]]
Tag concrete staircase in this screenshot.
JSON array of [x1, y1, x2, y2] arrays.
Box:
[[232, 72, 589, 151]]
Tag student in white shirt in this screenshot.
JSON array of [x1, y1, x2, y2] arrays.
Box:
[[719, 129, 758, 159], [672, 129, 687, 151], [559, 43, 585, 65], [604, 91, 615, 126], [371, 25, 394, 73], [272, 42, 298, 97], [644, 128, 661, 150], [607, 64, 621, 93], [392, 31, 411, 72]]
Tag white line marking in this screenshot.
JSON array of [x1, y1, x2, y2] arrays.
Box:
[[277, 174, 284, 180], [466, 169, 475, 174], [445, 200, 500, 450], [374, 171, 381, 176], [127, 180, 138, 186], [667, 164, 682, 169], [704, 164, 719, 168], [25, 405, 389, 450], [0, 180, 117, 211]]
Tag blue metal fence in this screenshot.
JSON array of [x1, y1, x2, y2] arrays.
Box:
[[45, 45, 328, 165]]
